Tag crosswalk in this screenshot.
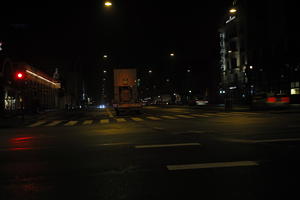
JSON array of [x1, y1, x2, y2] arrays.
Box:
[[27, 112, 260, 128]]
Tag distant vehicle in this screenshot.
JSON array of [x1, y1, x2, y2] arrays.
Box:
[[113, 69, 142, 115], [189, 95, 208, 106], [251, 92, 290, 110]]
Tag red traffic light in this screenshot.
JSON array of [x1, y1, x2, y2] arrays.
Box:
[[16, 72, 24, 79]]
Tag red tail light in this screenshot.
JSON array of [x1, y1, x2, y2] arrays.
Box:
[[280, 97, 290, 103], [267, 97, 276, 103]]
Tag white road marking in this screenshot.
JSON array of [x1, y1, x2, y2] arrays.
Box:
[[223, 137, 300, 143], [116, 118, 126, 123], [45, 120, 63, 127], [253, 138, 300, 143], [96, 142, 128, 146], [161, 116, 178, 119], [64, 121, 78, 126], [28, 121, 47, 127], [83, 120, 93, 125], [131, 117, 144, 122], [135, 143, 201, 149], [189, 114, 209, 117], [175, 115, 195, 119], [100, 119, 110, 124], [146, 116, 161, 120], [167, 161, 259, 171]]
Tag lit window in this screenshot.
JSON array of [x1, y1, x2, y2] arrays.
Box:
[[291, 88, 300, 95]]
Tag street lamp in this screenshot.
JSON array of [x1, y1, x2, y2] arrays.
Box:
[[104, 1, 112, 7], [103, 55, 108, 59], [170, 53, 175, 57], [148, 70, 152, 74], [229, 8, 237, 14]]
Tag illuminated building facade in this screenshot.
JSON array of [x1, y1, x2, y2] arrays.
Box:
[[219, 0, 300, 104], [0, 58, 61, 112]]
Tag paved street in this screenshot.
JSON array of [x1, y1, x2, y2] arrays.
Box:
[[1, 106, 300, 199]]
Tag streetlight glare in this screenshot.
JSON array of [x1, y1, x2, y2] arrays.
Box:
[[230, 8, 237, 13], [104, 1, 112, 7], [103, 55, 108, 58], [170, 53, 175, 57]]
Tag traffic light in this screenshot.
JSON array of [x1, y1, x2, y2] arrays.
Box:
[[15, 72, 25, 80]]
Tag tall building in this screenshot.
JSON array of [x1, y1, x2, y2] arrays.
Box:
[[219, 0, 300, 104]]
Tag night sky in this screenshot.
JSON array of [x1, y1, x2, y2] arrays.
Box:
[[2, 0, 232, 98]]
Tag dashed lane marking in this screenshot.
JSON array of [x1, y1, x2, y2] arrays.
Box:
[[131, 117, 144, 122], [116, 118, 126, 123], [64, 121, 78, 126], [161, 115, 178, 119], [100, 119, 110, 124], [28, 121, 47, 127], [105, 108, 114, 118], [146, 116, 162, 120], [175, 115, 195, 119], [167, 161, 259, 171], [135, 143, 201, 149], [83, 120, 93, 125], [45, 120, 63, 127]]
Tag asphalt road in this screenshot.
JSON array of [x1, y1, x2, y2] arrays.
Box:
[[1, 106, 300, 199]]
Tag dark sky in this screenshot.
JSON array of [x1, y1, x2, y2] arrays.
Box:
[[2, 0, 232, 96]]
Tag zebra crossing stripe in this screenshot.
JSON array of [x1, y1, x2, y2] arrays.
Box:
[[161, 116, 178, 119], [131, 117, 144, 122], [146, 116, 161, 120], [83, 120, 93, 125], [45, 120, 63, 127], [28, 121, 47, 127], [175, 115, 195, 119], [100, 119, 110, 124], [116, 118, 126, 123], [64, 121, 78, 126], [190, 114, 208, 117]]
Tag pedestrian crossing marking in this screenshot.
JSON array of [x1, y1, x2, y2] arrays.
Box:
[[83, 120, 93, 125], [131, 117, 144, 122], [64, 121, 78, 126], [45, 120, 63, 127], [100, 119, 110, 124], [146, 116, 161, 120], [28, 121, 47, 127], [161, 115, 178, 119], [190, 114, 208, 117], [116, 118, 126, 123], [175, 115, 195, 119]]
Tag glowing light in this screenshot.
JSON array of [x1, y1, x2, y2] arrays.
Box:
[[26, 70, 59, 87], [230, 8, 237, 13], [103, 55, 108, 58], [104, 1, 112, 7], [170, 53, 175, 57], [250, 66, 253, 69], [17, 73, 23, 79]]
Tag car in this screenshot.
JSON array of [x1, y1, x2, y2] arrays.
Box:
[[251, 92, 290, 110]]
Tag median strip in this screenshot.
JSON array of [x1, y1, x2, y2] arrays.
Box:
[[167, 161, 259, 171], [135, 143, 201, 149]]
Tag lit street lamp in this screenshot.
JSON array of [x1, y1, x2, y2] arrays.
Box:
[[104, 1, 112, 7], [170, 53, 175, 57], [148, 70, 152, 74], [229, 8, 237, 14]]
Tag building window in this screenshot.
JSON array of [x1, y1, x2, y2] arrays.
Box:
[[291, 88, 300, 95]]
